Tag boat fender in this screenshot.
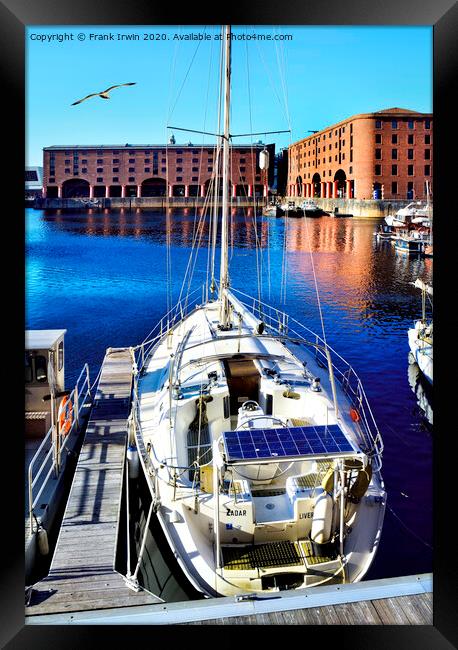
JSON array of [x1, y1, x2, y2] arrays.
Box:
[[127, 445, 140, 480], [37, 526, 49, 556], [311, 492, 333, 544], [349, 464, 372, 500], [58, 396, 73, 436], [321, 465, 335, 493]]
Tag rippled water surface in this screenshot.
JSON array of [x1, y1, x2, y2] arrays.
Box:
[[25, 207, 433, 588]]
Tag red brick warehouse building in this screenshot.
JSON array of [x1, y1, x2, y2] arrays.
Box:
[[287, 108, 433, 201], [42, 139, 275, 199]]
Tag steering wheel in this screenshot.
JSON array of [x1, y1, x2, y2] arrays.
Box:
[[241, 400, 259, 411]]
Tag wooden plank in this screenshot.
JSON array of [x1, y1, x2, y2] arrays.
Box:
[[25, 349, 160, 617], [372, 597, 413, 624]]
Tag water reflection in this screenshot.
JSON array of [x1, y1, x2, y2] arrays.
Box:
[[407, 358, 433, 426], [26, 207, 433, 584]]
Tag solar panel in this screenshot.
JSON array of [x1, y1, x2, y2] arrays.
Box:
[[222, 424, 359, 463]]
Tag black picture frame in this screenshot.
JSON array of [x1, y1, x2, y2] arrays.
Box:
[[2, 0, 457, 646]]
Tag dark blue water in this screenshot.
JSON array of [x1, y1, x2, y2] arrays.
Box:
[[25, 207, 433, 584]]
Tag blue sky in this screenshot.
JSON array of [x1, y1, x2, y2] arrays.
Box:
[[26, 25, 432, 166]]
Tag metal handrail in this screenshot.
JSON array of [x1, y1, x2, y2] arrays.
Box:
[[27, 363, 92, 533], [230, 288, 383, 471]]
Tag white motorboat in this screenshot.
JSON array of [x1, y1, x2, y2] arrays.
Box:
[[130, 25, 386, 597], [408, 279, 433, 385], [299, 199, 324, 217], [385, 200, 431, 228]]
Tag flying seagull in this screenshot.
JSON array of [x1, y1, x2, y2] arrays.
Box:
[[71, 82, 136, 106]]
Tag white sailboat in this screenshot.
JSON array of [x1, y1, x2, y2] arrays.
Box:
[[408, 279, 433, 385], [130, 25, 386, 597]]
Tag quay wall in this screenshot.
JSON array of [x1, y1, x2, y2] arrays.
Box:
[[33, 196, 266, 210], [285, 197, 417, 218]]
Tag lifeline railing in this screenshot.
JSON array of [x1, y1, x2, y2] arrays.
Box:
[[128, 282, 383, 485], [27, 363, 92, 533], [230, 288, 384, 473]]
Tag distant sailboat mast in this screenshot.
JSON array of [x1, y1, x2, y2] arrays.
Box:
[[219, 24, 232, 329]]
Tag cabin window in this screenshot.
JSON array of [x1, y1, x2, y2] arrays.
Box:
[[35, 355, 48, 382], [25, 353, 33, 383], [266, 394, 273, 416], [223, 395, 230, 420], [58, 341, 64, 372]]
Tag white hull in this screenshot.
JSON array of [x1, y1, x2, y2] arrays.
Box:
[[132, 292, 386, 597], [408, 321, 433, 385]]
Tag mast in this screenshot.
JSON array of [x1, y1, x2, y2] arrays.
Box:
[[219, 24, 232, 329]]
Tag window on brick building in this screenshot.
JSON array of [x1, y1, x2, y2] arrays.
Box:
[[424, 165, 430, 175], [192, 167, 198, 172], [375, 120, 382, 128], [392, 120, 398, 129], [192, 158, 199, 163], [129, 158, 135, 163], [208, 167, 213, 172], [176, 177, 182, 181], [177, 158, 183, 163], [375, 149, 382, 160], [408, 165, 414, 176], [392, 181, 398, 194], [192, 177, 198, 181], [144, 168, 150, 172], [129, 177, 135, 182], [375, 165, 381, 175], [392, 165, 398, 175], [49, 178, 55, 183], [144, 158, 150, 163], [240, 167, 246, 172], [425, 149, 431, 160], [425, 119, 431, 129], [82, 168, 87, 173], [65, 159, 70, 164], [97, 159, 103, 163], [113, 177, 119, 182], [113, 167, 119, 172], [65, 168, 70, 173], [392, 134, 398, 144], [97, 167, 103, 172], [349, 166, 353, 174], [129, 167, 135, 172], [392, 149, 398, 160], [425, 135, 431, 144], [97, 177, 103, 182], [407, 150, 414, 160]]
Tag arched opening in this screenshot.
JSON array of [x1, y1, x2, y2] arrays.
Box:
[[141, 177, 166, 197], [334, 169, 347, 198], [109, 185, 122, 197], [172, 184, 185, 197], [236, 184, 248, 197], [125, 185, 137, 197], [296, 175, 303, 195], [188, 184, 199, 197], [312, 173, 321, 198], [62, 178, 90, 198], [46, 186, 58, 198], [204, 177, 231, 198], [93, 185, 106, 198]]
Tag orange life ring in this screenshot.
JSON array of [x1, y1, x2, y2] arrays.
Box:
[[349, 407, 360, 422], [58, 396, 73, 435]]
